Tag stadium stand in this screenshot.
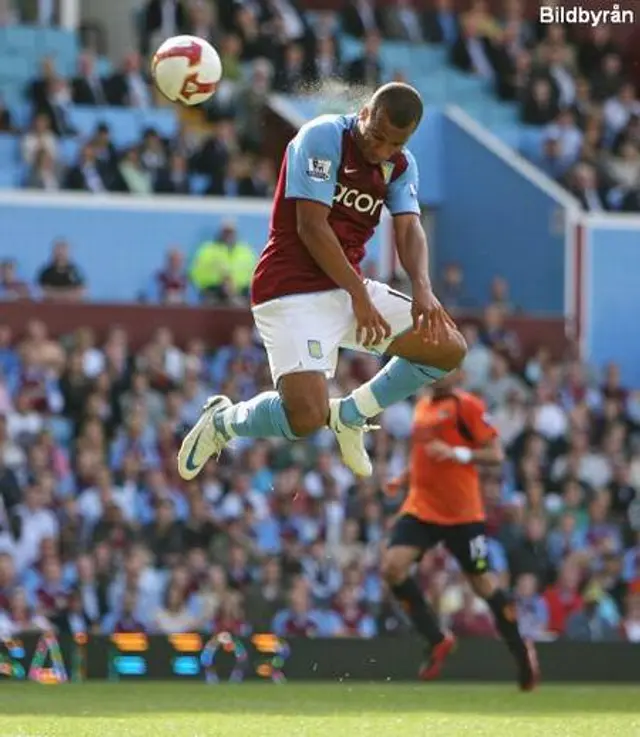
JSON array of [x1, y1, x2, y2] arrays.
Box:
[[0, 0, 639, 645]]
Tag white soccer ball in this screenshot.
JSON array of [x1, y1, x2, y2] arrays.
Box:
[[151, 35, 222, 106]]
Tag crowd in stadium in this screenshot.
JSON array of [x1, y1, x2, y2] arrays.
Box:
[[0, 0, 639, 645], [0, 266, 639, 641], [2, 0, 637, 210]]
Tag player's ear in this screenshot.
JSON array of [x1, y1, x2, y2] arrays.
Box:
[[359, 106, 370, 124]]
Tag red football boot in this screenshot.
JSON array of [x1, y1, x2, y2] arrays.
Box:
[[418, 632, 457, 681]]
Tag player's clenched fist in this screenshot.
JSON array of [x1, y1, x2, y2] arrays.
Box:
[[351, 287, 392, 347]]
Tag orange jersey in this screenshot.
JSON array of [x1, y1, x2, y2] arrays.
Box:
[[402, 390, 497, 525]]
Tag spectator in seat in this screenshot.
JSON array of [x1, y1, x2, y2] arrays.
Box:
[[105, 588, 146, 633], [533, 137, 571, 181], [591, 53, 624, 103], [211, 590, 252, 636], [237, 156, 275, 198], [154, 152, 192, 195], [37, 240, 85, 302], [514, 572, 549, 641], [312, 36, 340, 83], [25, 148, 62, 191], [140, 127, 168, 180], [153, 582, 195, 634], [190, 222, 256, 304], [146, 247, 192, 304], [0, 259, 30, 300], [571, 78, 598, 130], [603, 83, 640, 141], [602, 141, 640, 192], [423, 0, 458, 45], [117, 147, 153, 195], [21, 112, 58, 168], [272, 582, 339, 637], [520, 77, 560, 126], [438, 262, 471, 311], [544, 558, 584, 635], [64, 143, 109, 193], [380, 0, 424, 43], [72, 51, 109, 106], [450, 13, 496, 82], [345, 31, 383, 90], [51, 586, 99, 635], [567, 162, 609, 212], [186, 0, 220, 47], [235, 59, 273, 152], [90, 123, 119, 180], [341, 0, 381, 39], [107, 52, 152, 108], [544, 110, 583, 167], [564, 582, 621, 641], [141, 0, 188, 56], [332, 585, 377, 637], [274, 43, 308, 94], [450, 586, 496, 638], [0, 588, 51, 638], [578, 26, 619, 80], [244, 558, 287, 632]]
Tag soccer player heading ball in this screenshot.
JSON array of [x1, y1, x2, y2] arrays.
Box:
[[179, 82, 466, 479], [178, 82, 538, 687]]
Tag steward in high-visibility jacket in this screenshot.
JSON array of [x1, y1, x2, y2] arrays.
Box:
[[190, 224, 256, 298]]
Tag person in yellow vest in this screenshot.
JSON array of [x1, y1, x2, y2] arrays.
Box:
[[190, 221, 257, 303]]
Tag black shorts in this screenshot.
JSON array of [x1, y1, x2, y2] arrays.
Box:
[[388, 514, 490, 576]]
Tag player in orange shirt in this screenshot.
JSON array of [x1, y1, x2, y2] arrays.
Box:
[[382, 371, 539, 690]]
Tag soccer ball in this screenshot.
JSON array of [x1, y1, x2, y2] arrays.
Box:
[[151, 35, 222, 106]]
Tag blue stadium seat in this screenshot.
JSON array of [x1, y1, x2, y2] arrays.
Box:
[[138, 107, 179, 139], [0, 25, 38, 54], [59, 137, 81, 165], [37, 27, 79, 76], [66, 106, 104, 139], [492, 125, 521, 150], [96, 56, 113, 77], [190, 174, 210, 194], [0, 55, 31, 84], [0, 164, 22, 188], [100, 108, 148, 148], [519, 126, 545, 159], [0, 133, 19, 164]]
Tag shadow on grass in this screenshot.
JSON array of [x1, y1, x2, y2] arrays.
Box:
[[1, 682, 639, 717]]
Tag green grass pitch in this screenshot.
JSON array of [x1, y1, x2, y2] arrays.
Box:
[[2, 682, 639, 736]]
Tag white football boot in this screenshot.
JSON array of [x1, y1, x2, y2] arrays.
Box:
[[328, 398, 377, 477], [177, 395, 233, 481]]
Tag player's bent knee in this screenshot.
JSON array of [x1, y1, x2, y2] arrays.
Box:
[[438, 329, 467, 371]]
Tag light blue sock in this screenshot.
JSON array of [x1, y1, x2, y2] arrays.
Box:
[[339, 357, 447, 427], [213, 391, 297, 441]]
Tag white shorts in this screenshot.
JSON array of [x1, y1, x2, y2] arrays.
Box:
[[252, 280, 414, 385]]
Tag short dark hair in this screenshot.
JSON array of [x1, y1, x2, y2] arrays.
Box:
[[370, 83, 423, 129]]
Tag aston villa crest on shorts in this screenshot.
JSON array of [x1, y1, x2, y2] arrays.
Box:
[[307, 340, 323, 359], [381, 161, 394, 184]]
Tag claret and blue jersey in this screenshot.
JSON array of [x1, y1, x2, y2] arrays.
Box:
[[250, 114, 421, 306]]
